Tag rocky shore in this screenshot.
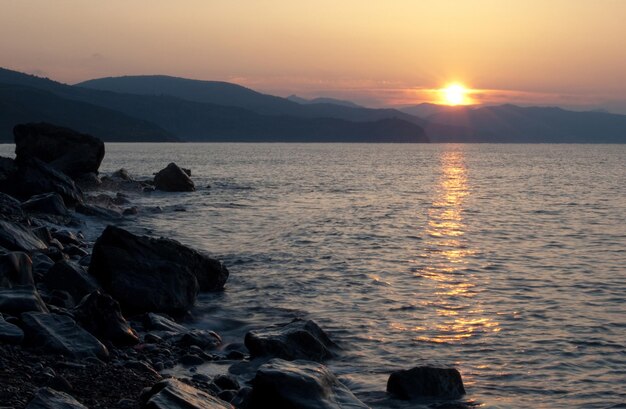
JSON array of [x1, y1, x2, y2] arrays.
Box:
[[0, 123, 470, 409]]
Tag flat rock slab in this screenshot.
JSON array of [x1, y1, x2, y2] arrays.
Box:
[[142, 378, 232, 409], [248, 358, 368, 409], [387, 366, 466, 400], [21, 312, 109, 360], [0, 314, 24, 344], [0, 285, 48, 315], [245, 319, 337, 362], [25, 387, 88, 409], [0, 219, 47, 252]]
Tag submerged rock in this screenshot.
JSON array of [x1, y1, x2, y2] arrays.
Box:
[[154, 163, 195, 192], [141, 378, 232, 409], [25, 387, 88, 409], [248, 358, 368, 409], [73, 290, 139, 346], [387, 366, 466, 400], [14, 122, 105, 178], [22, 193, 69, 216], [245, 319, 337, 362], [0, 251, 34, 288], [89, 226, 228, 314], [0, 219, 48, 252], [21, 311, 109, 360], [0, 285, 48, 314]]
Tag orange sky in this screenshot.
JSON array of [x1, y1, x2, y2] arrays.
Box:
[[2, 0, 626, 111]]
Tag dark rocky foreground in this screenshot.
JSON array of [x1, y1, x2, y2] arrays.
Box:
[[0, 123, 472, 408]]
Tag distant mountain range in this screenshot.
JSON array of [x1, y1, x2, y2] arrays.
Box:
[[1, 67, 626, 142]]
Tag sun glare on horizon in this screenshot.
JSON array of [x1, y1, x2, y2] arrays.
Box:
[[441, 83, 471, 106]]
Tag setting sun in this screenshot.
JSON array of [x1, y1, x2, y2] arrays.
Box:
[[441, 83, 470, 106]]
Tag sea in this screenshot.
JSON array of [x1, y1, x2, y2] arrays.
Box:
[[3, 143, 625, 408]]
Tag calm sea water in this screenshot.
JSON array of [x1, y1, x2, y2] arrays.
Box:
[[3, 143, 625, 408]]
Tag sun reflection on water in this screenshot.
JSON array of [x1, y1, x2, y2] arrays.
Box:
[[413, 149, 499, 344]]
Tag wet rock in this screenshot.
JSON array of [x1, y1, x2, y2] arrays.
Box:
[[74, 172, 101, 190], [0, 191, 25, 221], [64, 245, 89, 258], [76, 203, 122, 219], [0, 285, 49, 314], [73, 290, 139, 346], [245, 319, 337, 362], [144, 312, 188, 333], [89, 226, 228, 314], [32, 226, 53, 245], [177, 329, 221, 349], [21, 311, 109, 359], [14, 122, 105, 178], [0, 313, 24, 344], [387, 366, 466, 400], [0, 219, 47, 252], [154, 163, 195, 192], [6, 157, 83, 206], [213, 374, 240, 391], [25, 387, 87, 409], [123, 206, 138, 215], [248, 358, 368, 409], [180, 354, 204, 366], [51, 230, 81, 246], [43, 260, 99, 302], [141, 378, 231, 409], [47, 290, 75, 309], [22, 193, 69, 216], [0, 251, 34, 287], [112, 168, 133, 181]]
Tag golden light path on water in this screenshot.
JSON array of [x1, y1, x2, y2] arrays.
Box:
[[416, 149, 500, 344]]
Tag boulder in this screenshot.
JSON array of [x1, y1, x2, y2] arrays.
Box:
[[386, 366, 466, 400], [245, 319, 337, 362], [0, 313, 24, 344], [8, 157, 83, 206], [14, 122, 105, 178], [0, 191, 25, 221], [176, 329, 222, 349], [112, 168, 133, 181], [0, 219, 48, 252], [0, 251, 34, 287], [73, 290, 139, 346], [248, 359, 368, 409], [0, 285, 49, 314], [22, 193, 69, 216], [144, 312, 188, 333], [141, 378, 232, 409], [32, 252, 55, 279], [25, 387, 88, 409], [21, 311, 109, 359], [43, 260, 98, 301], [89, 226, 228, 314], [154, 163, 195, 192]]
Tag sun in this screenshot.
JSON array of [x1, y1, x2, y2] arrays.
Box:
[[441, 83, 470, 106]]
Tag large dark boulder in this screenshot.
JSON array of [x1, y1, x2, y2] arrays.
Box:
[[0, 251, 34, 288], [0, 220, 48, 252], [141, 378, 232, 409], [14, 123, 105, 178], [248, 359, 368, 409], [0, 285, 48, 314], [26, 387, 88, 409], [387, 366, 466, 400], [22, 193, 69, 216], [21, 311, 109, 359], [89, 226, 228, 314], [43, 260, 99, 302], [1, 157, 83, 206], [73, 290, 139, 346], [245, 319, 337, 362], [154, 163, 195, 192]]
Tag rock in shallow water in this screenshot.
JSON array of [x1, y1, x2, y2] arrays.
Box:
[[386, 366, 466, 400], [154, 162, 195, 192], [245, 318, 337, 362], [21, 311, 109, 360], [141, 378, 232, 409], [25, 387, 88, 409], [89, 225, 228, 314], [248, 358, 368, 409]]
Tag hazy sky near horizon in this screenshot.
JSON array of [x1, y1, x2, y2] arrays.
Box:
[[2, 0, 626, 111]]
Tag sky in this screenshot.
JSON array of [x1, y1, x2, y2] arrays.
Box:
[[2, 0, 626, 112]]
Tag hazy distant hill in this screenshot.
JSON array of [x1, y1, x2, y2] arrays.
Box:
[[401, 103, 626, 142], [0, 68, 428, 142], [0, 83, 175, 142], [287, 94, 363, 108]]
